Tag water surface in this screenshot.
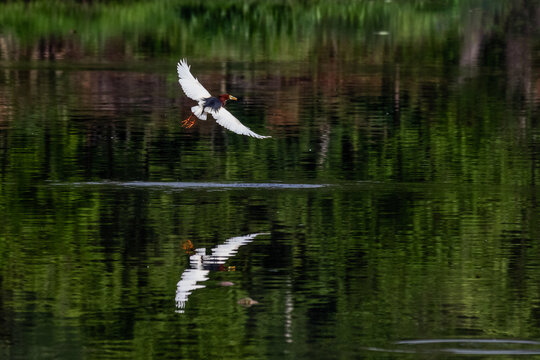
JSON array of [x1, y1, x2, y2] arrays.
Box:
[[1, 1, 540, 359]]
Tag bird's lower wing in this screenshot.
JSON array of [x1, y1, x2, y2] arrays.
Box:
[[177, 59, 212, 100], [211, 108, 271, 139]]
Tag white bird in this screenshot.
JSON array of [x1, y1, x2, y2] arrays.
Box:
[[177, 59, 271, 139]]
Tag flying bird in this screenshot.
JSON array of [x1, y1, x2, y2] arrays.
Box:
[[177, 59, 271, 139]]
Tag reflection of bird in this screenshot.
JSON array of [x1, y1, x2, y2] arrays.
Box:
[[181, 239, 194, 254], [175, 232, 269, 313], [177, 59, 271, 139]]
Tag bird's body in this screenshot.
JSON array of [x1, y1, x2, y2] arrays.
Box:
[[202, 97, 223, 112], [177, 59, 270, 139]]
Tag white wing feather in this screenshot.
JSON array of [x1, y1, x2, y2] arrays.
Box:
[[211, 108, 271, 139], [177, 59, 211, 100]]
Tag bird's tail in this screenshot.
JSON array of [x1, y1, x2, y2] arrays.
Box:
[[191, 105, 207, 120]]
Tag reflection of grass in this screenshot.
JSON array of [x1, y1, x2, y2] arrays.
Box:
[[0, 0, 508, 60]]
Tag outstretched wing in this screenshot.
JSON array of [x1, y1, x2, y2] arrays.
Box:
[[211, 108, 271, 139], [177, 59, 212, 100]]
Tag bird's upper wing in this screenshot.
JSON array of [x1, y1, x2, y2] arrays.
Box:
[[177, 59, 212, 100], [211, 108, 271, 139]]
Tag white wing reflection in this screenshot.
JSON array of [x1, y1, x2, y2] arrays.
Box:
[[175, 232, 269, 313]]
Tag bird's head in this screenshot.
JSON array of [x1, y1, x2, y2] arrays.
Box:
[[219, 94, 238, 105]]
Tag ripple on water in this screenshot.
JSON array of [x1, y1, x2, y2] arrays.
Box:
[[367, 339, 540, 355], [53, 181, 328, 190]]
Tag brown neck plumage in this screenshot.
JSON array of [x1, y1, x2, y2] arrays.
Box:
[[219, 94, 230, 105]]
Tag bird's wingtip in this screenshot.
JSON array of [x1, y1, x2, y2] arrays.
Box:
[[251, 133, 272, 139], [177, 58, 189, 68]]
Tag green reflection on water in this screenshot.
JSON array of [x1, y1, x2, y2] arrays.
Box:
[[0, 60, 538, 185], [1, 0, 540, 359], [0, 0, 509, 61], [0, 184, 539, 358], [0, 1, 537, 187]]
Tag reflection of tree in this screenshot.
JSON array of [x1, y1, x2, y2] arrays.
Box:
[[459, 9, 484, 74], [505, 3, 536, 104], [0, 34, 81, 61], [0, 182, 539, 357], [0, 1, 510, 62], [0, 1, 538, 186]]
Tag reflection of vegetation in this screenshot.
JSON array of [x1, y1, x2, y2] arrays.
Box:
[[1, 0, 540, 358], [0, 0, 509, 61], [1, 185, 539, 357], [0, 1, 535, 189], [1, 58, 537, 187]]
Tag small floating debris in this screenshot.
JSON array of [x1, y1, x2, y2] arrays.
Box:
[[375, 31, 390, 36], [219, 281, 235, 287], [237, 297, 259, 307]]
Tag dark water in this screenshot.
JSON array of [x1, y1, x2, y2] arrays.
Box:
[[1, 1, 540, 359]]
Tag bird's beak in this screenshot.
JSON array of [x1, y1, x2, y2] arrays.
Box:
[[229, 95, 238, 101]]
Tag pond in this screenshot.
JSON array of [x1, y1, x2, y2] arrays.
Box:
[[1, 1, 540, 359]]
